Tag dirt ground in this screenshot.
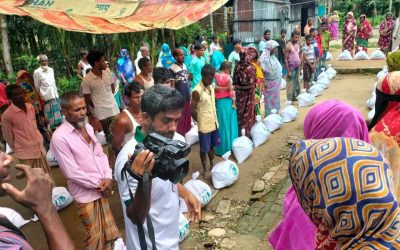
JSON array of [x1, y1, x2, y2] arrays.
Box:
[[0, 71, 378, 249]]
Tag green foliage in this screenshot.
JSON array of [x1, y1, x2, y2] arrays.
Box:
[[15, 55, 39, 73], [56, 76, 81, 96], [174, 22, 211, 45]]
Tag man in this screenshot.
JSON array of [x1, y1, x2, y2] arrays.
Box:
[[0, 152, 75, 250], [209, 34, 222, 56], [51, 92, 120, 249], [115, 85, 201, 250], [82, 50, 120, 142], [228, 39, 241, 77], [191, 65, 220, 179], [77, 50, 92, 80], [134, 57, 154, 89], [134, 45, 150, 75], [275, 28, 287, 69], [33, 54, 62, 130], [259, 29, 272, 53], [1, 85, 51, 178], [284, 31, 301, 101], [153, 67, 176, 87], [111, 82, 144, 154]]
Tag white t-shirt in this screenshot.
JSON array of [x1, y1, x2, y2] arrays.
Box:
[[114, 132, 186, 250], [33, 67, 59, 101]]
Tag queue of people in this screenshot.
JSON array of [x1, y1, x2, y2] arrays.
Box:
[[2, 19, 400, 249]]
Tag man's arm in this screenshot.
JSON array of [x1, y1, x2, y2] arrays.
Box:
[[33, 71, 41, 95], [284, 44, 291, 77], [190, 91, 200, 122], [111, 115, 128, 154], [126, 150, 155, 225], [83, 94, 95, 111], [177, 184, 201, 223], [77, 62, 84, 80], [50, 137, 102, 189], [2, 164, 75, 250], [1, 115, 14, 149]]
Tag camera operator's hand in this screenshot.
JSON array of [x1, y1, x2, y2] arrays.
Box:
[[2, 164, 53, 214], [130, 150, 155, 176]]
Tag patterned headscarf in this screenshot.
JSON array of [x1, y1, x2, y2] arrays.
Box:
[[290, 137, 400, 249], [387, 50, 400, 72], [238, 48, 252, 65], [158, 43, 175, 68], [117, 49, 135, 84]]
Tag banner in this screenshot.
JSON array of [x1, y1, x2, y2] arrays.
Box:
[[0, 0, 228, 34]]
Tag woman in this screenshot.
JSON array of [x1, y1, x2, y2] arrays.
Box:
[[210, 50, 226, 71], [356, 14, 373, 52], [117, 49, 135, 87], [214, 61, 238, 156], [260, 40, 282, 116], [269, 100, 371, 250], [106, 62, 123, 110], [370, 51, 400, 144], [233, 48, 257, 137], [329, 11, 339, 40], [342, 12, 357, 56], [15, 70, 52, 149], [289, 137, 400, 249], [378, 13, 396, 55], [248, 45, 264, 116], [156, 43, 175, 68], [303, 18, 314, 37], [188, 43, 206, 91]]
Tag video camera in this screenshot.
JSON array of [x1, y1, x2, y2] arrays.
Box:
[[123, 133, 190, 184]]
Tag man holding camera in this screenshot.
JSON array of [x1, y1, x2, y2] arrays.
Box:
[[115, 84, 201, 249]]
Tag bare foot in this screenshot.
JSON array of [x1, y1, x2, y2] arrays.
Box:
[[203, 170, 211, 180]]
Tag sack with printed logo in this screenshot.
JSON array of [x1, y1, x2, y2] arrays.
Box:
[[370, 49, 386, 60], [280, 101, 298, 123], [251, 115, 270, 147], [337, 50, 353, 61], [263, 109, 284, 132], [0, 207, 36, 228], [232, 129, 254, 164], [296, 90, 316, 107], [309, 84, 325, 97], [46, 148, 58, 167], [185, 124, 199, 145], [183, 172, 212, 206], [178, 212, 190, 243], [52, 186, 73, 211], [212, 151, 239, 189]]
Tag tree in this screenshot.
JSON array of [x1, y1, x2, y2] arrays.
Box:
[[0, 14, 13, 77]]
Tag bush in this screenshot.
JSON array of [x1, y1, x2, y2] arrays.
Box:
[[57, 76, 81, 95]]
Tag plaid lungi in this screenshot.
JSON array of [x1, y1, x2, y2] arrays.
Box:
[[19, 156, 52, 179], [76, 197, 120, 250], [44, 98, 62, 130]]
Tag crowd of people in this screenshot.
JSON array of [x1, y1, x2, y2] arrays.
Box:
[[1, 10, 400, 250]]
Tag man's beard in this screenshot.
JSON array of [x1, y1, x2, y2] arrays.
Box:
[[41, 65, 49, 71], [76, 120, 86, 128]]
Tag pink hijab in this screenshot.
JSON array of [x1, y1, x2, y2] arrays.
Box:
[[268, 100, 370, 250]]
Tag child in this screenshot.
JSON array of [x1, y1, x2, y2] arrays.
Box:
[[188, 43, 206, 91], [302, 35, 316, 91], [191, 65, 220, 179], [311, 28, 322, 81], [320, 24, 331, 70], [214, 62, 238, 156]]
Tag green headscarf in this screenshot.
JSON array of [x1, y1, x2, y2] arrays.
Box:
[[387, 50, 400, 72]]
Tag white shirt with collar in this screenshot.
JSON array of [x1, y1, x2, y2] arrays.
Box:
[[33, 66, 59, 102], [114, 132, 185, 250]]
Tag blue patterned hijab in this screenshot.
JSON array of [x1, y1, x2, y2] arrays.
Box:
[[290, 137, 400, 249]]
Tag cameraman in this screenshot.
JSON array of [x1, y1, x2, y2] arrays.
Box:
[[115, 84, 201, 249]]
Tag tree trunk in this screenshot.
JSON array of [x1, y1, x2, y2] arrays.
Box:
[[389, 0, 393, 13], [168, 29, 175, 51], [0, 14, 13, 77]]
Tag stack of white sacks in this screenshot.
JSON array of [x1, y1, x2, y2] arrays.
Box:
[[366, 66, 388, 121], [177, 63, 340, 241]]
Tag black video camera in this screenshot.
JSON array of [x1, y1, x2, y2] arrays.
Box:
[[123, 133, 190, 184]]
